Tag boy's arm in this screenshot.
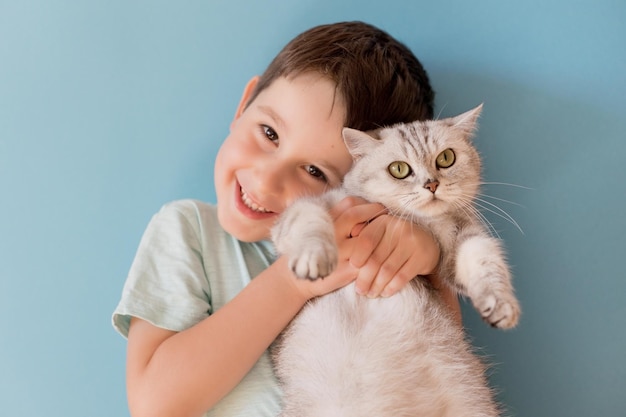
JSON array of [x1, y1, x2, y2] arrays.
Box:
[[126, 257, 301, 417], [126, 253, 360, 417], [125, 199, 458, 417], [125, 200, 376, 417]]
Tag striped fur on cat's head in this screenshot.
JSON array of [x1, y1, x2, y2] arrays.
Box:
[[341, 104, 483, 219]]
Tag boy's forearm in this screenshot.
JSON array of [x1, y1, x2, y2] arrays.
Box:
[[127, 258, 307, 417]]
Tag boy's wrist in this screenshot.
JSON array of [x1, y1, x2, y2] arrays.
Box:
[[271, 256, 315, 304]]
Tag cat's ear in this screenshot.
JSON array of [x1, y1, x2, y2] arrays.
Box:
[[450, 103, 483, 138], [342, 127, 381, 159]]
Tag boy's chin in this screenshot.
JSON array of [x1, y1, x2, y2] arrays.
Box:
[[217, 208, 272, 242]]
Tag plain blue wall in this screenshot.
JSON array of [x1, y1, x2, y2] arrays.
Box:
[[1, 1, 624, 416]]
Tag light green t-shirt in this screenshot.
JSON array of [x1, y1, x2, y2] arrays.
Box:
[[112, 199, 282, 417]]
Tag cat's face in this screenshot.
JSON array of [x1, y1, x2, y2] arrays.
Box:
[[342, 105, 483, 219]]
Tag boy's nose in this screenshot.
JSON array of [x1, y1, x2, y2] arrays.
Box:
[[253, 160, 288, 198]]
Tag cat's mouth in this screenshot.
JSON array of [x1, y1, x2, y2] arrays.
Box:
[[419, 194, 448, 214]]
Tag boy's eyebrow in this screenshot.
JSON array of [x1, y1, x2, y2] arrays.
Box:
[[257, 105, 286, 130], [318, 160, 344, 185], [257, 105, 345, 184]]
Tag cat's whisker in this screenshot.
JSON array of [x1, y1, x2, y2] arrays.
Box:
[[378, 204, 419, 252], [465, 198, 500, 236], [397, 198, 428, 222], [472, 195, 523, 232], [476, 193, 525, 209], [454, 199, 500, 239], [472, 198, 524, 235], [364, 206, 393, 230], [435, 103, 448, 120], [479, 181, 532, 190], [464, 181, 532, 200]]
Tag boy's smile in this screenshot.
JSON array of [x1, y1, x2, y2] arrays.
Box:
[[214, 73, 353, 242]]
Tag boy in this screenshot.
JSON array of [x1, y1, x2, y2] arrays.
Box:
[[113, 21, 461, 417]]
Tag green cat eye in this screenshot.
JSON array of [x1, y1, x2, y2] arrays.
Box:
[[436, 148, 456, 169], [388, 161, 412, 179]]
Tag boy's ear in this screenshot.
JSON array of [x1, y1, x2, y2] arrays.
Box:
[[231, 76, 260, 128]]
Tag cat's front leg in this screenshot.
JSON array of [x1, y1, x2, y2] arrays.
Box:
[[455, 235, 521, 329], [271, 196, 338, 280]]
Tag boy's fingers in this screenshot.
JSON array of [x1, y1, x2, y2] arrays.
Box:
[[330, 197, 386, 225], [349, 214, 388, 267], [351, 215, 396, 294], [379, 261, 418, 297], [329, 196, 374, 221], [328, 196, 365, 219], [348, 222, 367, 238], [356, 245, 409, 297], [354, 262, 379, 295], [331, 199, 387, 237]]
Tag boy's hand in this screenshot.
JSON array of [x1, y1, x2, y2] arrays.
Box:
[[349, 210, 440, 298], [280, 196, 380, 300], [280, 196, 460, 322], [344, 204, 461, 322], [327, 196, 440, 298]]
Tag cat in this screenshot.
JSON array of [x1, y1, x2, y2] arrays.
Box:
[[271, 104, 521, 417]]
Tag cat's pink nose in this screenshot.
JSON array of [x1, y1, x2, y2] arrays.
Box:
[[424, 180, 439, 193]]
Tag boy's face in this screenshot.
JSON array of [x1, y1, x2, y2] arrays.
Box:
[[215, 73, 353, 242]]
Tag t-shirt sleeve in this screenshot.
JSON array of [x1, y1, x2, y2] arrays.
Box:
[[112, 201, 212, 338]]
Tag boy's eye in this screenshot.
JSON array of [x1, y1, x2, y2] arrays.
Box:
[[306, 165, 327, 182], [262, 125, 279, 142]]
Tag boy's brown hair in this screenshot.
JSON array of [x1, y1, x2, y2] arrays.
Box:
[[247, 21, 435, 131]]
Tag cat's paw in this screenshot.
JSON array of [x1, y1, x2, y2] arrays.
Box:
[[473, 289, 521, 329], [288, 238, 338, 280]]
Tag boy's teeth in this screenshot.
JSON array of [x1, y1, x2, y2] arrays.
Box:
[[241, 189, 270, 213]]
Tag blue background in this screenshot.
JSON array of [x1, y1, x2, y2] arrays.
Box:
[[1, 1, 624, 416]]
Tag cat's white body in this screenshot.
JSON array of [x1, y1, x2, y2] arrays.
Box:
[[276, 281, 496, 417], [272, 105, 520, 417]]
